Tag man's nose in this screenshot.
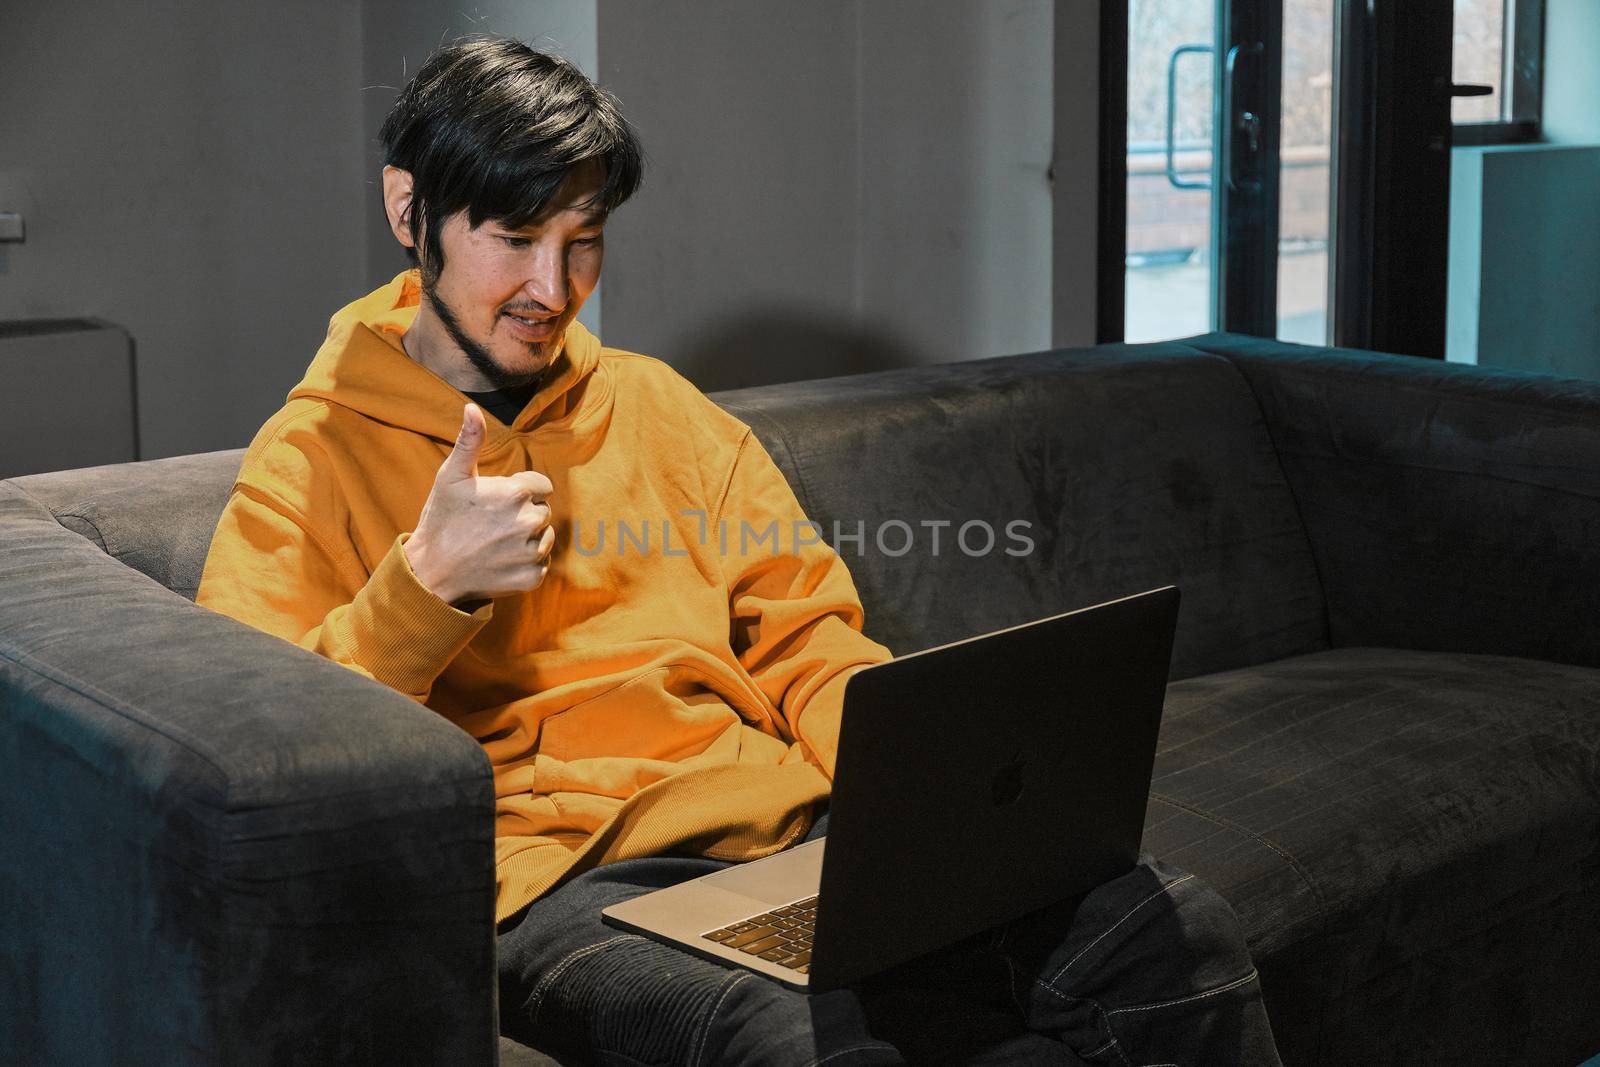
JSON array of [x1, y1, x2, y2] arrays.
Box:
[[522, 246, 569, 313]]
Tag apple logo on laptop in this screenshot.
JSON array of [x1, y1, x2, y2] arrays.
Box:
[[991, 751, 1026, 807]]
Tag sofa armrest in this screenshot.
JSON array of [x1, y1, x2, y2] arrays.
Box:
[[0, 484, 497, 1064], [1187, 333, 1600, 669]]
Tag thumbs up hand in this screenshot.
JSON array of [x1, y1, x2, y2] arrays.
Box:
[[403, 403, 556, 607]]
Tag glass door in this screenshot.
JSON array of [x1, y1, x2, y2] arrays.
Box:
[[1124, 1, 1222, 342], [1127, 0, 1338, 345], [1277, 0, 1334, 343]]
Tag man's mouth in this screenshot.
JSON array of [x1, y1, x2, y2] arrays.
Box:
[[502, 310, 558, 339]]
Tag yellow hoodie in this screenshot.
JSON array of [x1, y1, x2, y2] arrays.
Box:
[[196, 269, 893, 923]]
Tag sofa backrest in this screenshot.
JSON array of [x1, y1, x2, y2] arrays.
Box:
[[8, 448, 242, 601], [717, 341, 1328, 679], [6, 339, 1331, 682], [1187, 332, 1600, 670]]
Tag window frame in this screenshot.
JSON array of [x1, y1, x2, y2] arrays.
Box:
[[1451, 0, 1544, 146]]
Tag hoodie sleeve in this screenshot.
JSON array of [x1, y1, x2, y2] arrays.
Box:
[[715, 431, 894, 779], [196, 481, 492, 704]]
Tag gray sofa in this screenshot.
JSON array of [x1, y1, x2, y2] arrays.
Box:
[[3, 332, 1598, 1065]]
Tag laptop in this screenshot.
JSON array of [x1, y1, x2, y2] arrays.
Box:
[[601, 585, 1180, 994]]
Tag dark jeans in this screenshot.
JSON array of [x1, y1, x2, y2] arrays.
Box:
[[498, 813, 1281, 1066]]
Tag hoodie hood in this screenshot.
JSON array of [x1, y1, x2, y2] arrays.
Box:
[[289, 268, 604, 447]]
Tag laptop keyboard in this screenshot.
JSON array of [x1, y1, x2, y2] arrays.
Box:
[[701, 895, 819, 973]]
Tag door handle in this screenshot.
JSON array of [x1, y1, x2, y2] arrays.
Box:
[[1450, 83, 1494, 97], [1223, 41, 1265, 194], [1165, 44, 1213, 190]]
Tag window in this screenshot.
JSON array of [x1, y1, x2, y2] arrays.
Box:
[[1452, 0, 1544, 144]]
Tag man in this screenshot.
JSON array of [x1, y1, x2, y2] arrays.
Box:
[[197, 36, 1280, 1065]]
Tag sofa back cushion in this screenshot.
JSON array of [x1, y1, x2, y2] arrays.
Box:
[[8, 340, 1330, 681], [1188, 332, 1600, 670], [717, 341, 1328, 679], [8, 449, 243, 601]]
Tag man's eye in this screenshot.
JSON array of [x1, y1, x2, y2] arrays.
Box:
[[573, 235, 603, 247], [500, 236, 531, 248]]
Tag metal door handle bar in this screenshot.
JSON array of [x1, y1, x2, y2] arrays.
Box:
[[1165, 44, 1214, 190]]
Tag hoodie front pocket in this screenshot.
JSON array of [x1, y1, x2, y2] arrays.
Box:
[[534, 662, 773, 765]]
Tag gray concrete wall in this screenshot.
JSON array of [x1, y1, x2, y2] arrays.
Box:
[[857, 0, 1056, 369], [1052, 1, 1104, 349], [0, 0, 367, 460], [593, 1, 865, 390], [2, 1, 1094, 462], [596, 0, 1071, 392]]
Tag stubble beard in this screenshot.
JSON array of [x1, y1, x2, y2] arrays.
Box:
[[421, 270, 552, 393]]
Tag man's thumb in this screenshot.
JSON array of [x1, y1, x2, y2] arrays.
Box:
[[442, 403, 485, 481]]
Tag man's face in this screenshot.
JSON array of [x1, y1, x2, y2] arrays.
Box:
[[411, 160, 608, 391]]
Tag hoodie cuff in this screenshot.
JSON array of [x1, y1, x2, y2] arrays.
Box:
[[345, 531, 493, 699], [793, 669, 860, 782]]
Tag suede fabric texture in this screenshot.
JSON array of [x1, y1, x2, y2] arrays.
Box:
[[0, 479, 497, 1064], [715, 341, 1328, 680], [4, 332, 1599, 1064], [13, 447, 243, 602], [1185, 331, 1600, 670], [1146, 646, 1600, 1066]]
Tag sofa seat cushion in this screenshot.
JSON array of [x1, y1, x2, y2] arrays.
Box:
[[1144, 646, 1600, 1063], [497, 1033, 569, 1066]]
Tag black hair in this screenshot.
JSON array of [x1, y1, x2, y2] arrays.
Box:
[[378, 36, 643, 284]]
